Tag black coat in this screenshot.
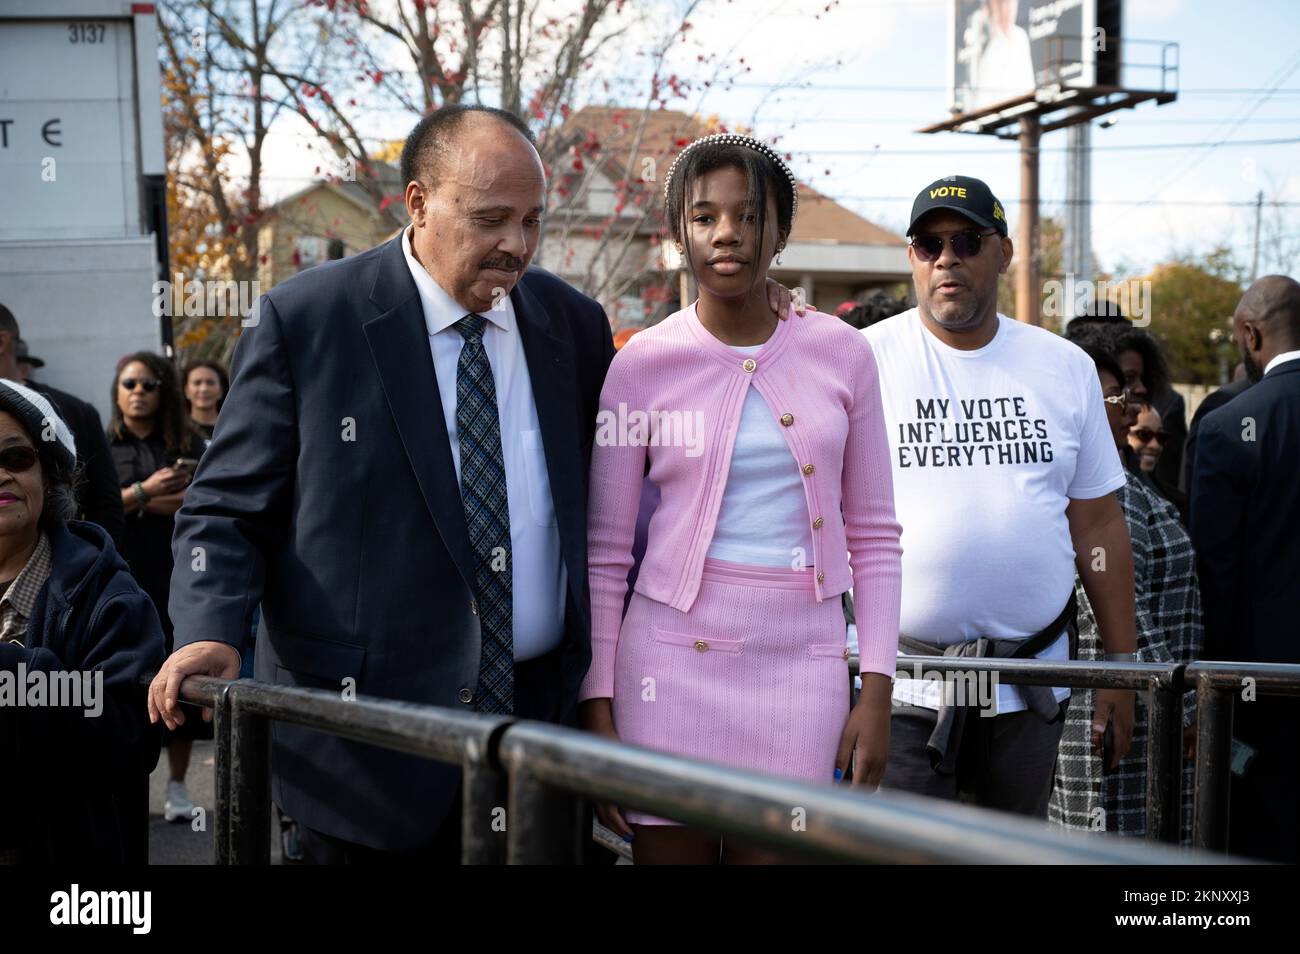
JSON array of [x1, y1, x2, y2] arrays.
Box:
[[169, 235, 614, 850], [28, 381, 127, 547], [1190, 360, 1300, 862], [1182, 378, 1251, 497], [0, 521, 166, 863]]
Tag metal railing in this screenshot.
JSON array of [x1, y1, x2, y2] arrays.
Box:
[[1186, 662, 1300, 852], [174, 670, 1255, 865], [862, 655, 1300, 851], [874, 656, 1186, 843]]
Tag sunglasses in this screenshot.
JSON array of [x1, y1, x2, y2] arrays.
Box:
[[0, 445, 38, 474], [1130, 427, 1169, 445], [120, 378, 161, 393], [911, 229, 998, 263]]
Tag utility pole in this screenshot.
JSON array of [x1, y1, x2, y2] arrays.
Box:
[[1250, 189, 1264, 283], [1015, 115, 1041, 325]]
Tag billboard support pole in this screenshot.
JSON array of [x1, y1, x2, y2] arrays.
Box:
[[1065, 122, 1093, 328], [1016, 115, 1040, 326]]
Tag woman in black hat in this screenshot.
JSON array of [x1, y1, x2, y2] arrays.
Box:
[[0, 379, 165, 862]]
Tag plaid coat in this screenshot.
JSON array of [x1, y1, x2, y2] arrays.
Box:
[[1050, 471, 1202, 843]]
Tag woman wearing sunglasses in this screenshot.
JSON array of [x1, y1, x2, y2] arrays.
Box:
[[108, 351, 209, 824], [1127, 406, 1166, 474], [578, 134, 902, 864], [1050, 340, 1202, 843], [0, 379, 165, 862]]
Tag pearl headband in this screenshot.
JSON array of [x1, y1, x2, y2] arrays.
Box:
[[664, 133, 799, 222]]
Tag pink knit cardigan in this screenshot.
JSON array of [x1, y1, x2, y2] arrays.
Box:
[[579, 303, 903, 701]]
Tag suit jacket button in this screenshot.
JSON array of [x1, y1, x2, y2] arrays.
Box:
[[802, 463, 815, 476], [459, 688, 473, 704], [812, 516, 824, 529], [742, 358, 757, 373], [780, 412, 794, 427], [694, 640, 708, 652]]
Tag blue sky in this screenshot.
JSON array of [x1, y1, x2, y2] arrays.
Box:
[[659, 0, 1300, 278], [257, 0, 1299, 279]]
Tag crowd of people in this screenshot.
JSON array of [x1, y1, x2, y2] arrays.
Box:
[[1, 103, 1296, 866]]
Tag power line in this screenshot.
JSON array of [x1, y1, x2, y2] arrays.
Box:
[[244, 173, 1300, 207], [253, 125, 1300, 155]]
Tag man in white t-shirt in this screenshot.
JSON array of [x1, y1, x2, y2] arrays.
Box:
[[862, 175, 1137, 817]]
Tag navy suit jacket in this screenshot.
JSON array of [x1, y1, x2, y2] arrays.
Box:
[[1189, 360, 1300, 861], [169, 235, 614, 849], [1190, 360, 1300, 667]]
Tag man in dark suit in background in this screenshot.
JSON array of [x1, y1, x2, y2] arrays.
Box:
[[1183, 367, 1250, 502], [0, 307, 125, 546], [1190, 274, 1300, 863]]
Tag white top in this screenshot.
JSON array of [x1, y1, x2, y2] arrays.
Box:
[[1264, 349, 1300, 375], [402, 227, 566, 661], [865, 310, 1126, 713], [705, 344, 815, 568]]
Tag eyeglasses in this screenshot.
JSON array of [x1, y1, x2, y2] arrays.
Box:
[[1129, 427, 1169, 445], [910, 229, 998, 263], [0, 445, 38, 474], [120, 378, 161, 393]]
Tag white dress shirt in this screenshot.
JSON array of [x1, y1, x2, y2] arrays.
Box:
[[1264, 349, 1300, 375], [402, 227, 566, 661]]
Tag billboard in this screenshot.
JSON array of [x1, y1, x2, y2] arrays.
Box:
[[948, 0, 1122, 116]]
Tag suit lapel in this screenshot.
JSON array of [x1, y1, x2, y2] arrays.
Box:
[[363, 236, 477, 593], [513, 277, 585, 607]]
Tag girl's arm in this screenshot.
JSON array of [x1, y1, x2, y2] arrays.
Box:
[[841, 339, 903, 678], [579, 350, 650, 703]]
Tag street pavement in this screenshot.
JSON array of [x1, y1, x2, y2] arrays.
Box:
[[148, 740, 285, 864]]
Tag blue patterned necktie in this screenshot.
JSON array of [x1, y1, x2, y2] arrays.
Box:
[[454, 313, 513, 714]]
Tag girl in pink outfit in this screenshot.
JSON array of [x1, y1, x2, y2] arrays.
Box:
[[578, 134, 903, 864]]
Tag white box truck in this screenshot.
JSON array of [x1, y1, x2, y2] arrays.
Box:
[[0, 0, 168, 420]]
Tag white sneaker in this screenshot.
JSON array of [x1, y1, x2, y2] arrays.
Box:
[[164, 780, 194, 823]]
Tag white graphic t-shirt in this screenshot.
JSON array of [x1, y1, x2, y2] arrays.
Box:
[[864, 309, 1126, 713]]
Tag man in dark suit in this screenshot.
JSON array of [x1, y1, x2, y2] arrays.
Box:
[[1182, 372, 1250, 500], [1190, 274, 1300, 863], [148, 105, 793, 861], [0, 308, 126, 546], [147, 105, 610, 862]]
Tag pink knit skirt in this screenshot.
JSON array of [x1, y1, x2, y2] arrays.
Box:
[[613, 557, 851, 826]]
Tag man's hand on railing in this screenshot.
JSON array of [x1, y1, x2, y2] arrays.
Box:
[[578, 697, 635, 843], [148, 641, 242, 730], [836, 672, 891, 790], [1091, 688, 1135, 771]]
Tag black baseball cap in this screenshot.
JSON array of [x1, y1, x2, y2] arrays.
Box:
[[907, 175, 1008, 237]]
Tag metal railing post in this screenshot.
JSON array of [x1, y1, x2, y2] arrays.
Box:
[[1145, 670, 1183, 843], [461, 729, 509, 865], [229, 687, 272, 864], [212, 680, 234, 865], [501, 733, 584, 865], [1193, 673, 1233, 852]]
